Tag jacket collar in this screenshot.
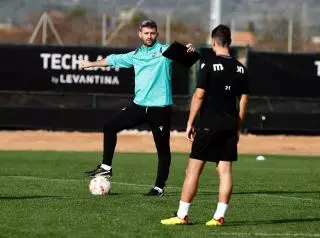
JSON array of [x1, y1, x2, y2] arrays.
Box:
[[139, 41, 159, 52]]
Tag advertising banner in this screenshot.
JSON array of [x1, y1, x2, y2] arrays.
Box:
[[0, 44, 190, 95], [247, 50, 320, 98], [0, 44, 134, 93]]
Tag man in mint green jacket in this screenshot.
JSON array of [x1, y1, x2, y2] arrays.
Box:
[[80, 19, 195, 196]]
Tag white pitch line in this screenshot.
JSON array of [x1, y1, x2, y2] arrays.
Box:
[[1, 176, 185, 190], [3, 176, 320, 202], [2, 175, 80, 182], [113, 181, 185, 190], [252, 193, 320, 202], [218, 233, 320, 237]]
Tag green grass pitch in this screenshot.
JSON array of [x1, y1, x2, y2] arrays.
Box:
[[0, 151, 320, 237]]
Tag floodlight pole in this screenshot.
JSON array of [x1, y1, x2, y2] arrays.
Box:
[[288, 19, 293, 53], [42, 14, 48, 44], [165, 13, 171, 44], [208, 0, 222, 44], [102, 13, 107, 46], [301, 2, 309, 43], [230, 19, 235, 33]]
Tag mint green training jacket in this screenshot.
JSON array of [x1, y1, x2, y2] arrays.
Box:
[[106, 41, 172, 107]]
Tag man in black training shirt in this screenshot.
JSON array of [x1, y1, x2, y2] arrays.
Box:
[[161, 24, 249, 226]]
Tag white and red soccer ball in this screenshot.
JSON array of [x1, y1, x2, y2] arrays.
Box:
[[89, 176, 111, 195]]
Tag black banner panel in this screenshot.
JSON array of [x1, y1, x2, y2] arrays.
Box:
[[0, 107, 188, 132], [0, 44, 134, 93], [247, 50, 320, 97], [0, 44, 190, 95]]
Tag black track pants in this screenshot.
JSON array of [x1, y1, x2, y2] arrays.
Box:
[[102, 103, 172, 189]]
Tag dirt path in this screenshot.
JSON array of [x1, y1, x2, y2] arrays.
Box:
[[0, 130, 319, 156]]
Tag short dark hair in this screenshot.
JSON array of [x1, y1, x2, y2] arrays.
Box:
[[211, 24, 232, 47], [139, 19, 157, 31]]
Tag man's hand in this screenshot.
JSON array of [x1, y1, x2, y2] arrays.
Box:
[[186, 43, 195, 53], [186, 124, 196, 142], [79, 60, 93, 69], [237, 131, 240, 144]]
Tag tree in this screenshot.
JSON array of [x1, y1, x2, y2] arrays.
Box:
[[247, 21, 256, 35], [131, 11, 148, 26], [67, 4, 87, 19]]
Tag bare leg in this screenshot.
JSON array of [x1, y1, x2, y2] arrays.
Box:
[[174, 158, 206, 219], [216, 161, 233, 203], [212, 161, 233, 220], [180, 158, 206, 202]]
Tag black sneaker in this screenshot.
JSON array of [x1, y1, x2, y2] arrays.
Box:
[[144, 187, 164, 197], [85, 165, 112, 178]]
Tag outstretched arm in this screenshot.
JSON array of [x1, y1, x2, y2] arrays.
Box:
[[79, 59, 108, 69], [79, 51, 134, 69]]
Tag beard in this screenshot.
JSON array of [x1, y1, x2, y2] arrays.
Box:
[[143, 38, 156, 47]]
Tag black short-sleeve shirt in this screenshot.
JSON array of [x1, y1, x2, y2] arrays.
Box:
[[196, 55, 250, 130]]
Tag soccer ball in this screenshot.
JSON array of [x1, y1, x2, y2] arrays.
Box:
[[89, 176, 111, 195]]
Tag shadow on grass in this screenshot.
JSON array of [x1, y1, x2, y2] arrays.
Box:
[[228, 217, 320, 226], [107, 192, 121, 196], [0, 195, 61, 200]]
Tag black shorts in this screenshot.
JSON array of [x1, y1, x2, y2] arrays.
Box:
[[189, 129, 238, 162]]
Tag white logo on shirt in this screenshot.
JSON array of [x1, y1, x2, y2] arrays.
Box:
[[159, 126, 163, 131], [225, 85, 231, 91], [315, 61, 320, 76], [213, 64, 224, 71], [201, 63, 206, 69], [237, 66, 244, 74]]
